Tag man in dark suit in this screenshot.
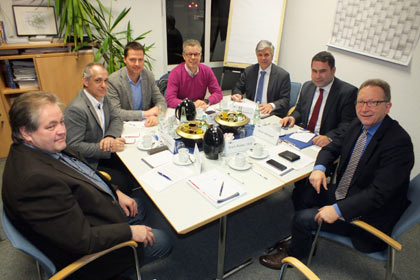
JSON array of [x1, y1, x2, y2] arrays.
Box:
[[260, 79, 414, 269], [2, 91, 171, 279], [281, 51, 357, 147], [108, 42, 167, 127], [232, 40, 291, 117], [65, 63, 133, 194]]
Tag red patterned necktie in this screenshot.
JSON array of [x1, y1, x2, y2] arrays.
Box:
[[335, 129, 368, 200], [307, 88, 324, 133]]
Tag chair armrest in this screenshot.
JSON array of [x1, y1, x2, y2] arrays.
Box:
[[281, 257, 320, 280], [49, 241, 138, 280], [287, 106, 296, 116], [351, 220, 402, 251], [99, 171, 112, 181]]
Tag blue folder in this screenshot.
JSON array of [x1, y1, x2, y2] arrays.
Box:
[[280, 132, 314, 149]]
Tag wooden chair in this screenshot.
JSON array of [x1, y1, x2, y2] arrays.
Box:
[[307, 173, 420, 280], [279, 257, 320, 280]]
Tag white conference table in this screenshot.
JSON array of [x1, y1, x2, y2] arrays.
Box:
[[117, 106, 319, 279]]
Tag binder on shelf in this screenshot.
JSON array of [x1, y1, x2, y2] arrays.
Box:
[[0, 60, 16, 88]]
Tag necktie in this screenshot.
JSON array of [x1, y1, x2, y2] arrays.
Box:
[[307, 88, 324, 133], [255, 71, 266, 103], [335, 129, 368, 200]]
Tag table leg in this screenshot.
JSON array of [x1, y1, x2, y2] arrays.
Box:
[[215, 216, 253, 280], [216, 216, 227, 280]]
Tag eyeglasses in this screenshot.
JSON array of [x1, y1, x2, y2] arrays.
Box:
[[355, 100, 388, 107], [184, 52, 201, 57]]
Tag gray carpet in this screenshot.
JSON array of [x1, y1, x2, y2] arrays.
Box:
[[1, 155, 420, 279]]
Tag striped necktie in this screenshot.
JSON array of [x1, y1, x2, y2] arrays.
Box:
[[335, 129, 368, 200]]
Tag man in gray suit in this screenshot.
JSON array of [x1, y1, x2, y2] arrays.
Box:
[[232, 40, 291, 117], [108, 42, 167, 127], [65, 63, 135, 194]]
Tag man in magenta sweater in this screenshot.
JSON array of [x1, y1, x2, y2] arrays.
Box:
[[165, 39, 223, 109]]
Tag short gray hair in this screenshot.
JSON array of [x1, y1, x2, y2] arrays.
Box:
[[255, 40, 274, 55], [82, 62, 106, 79], [9, 91, 61, 144], [182, 39, 202, 53]]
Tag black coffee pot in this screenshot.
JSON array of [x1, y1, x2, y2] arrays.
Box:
[[203, 125, 225, 160], [175, 98, 196, 121]]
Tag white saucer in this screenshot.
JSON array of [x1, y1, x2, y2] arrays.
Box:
[[173, 154, 195, 166], [247, 149, 269, 159], [228, 159, 251, 171], [136, 140, 158, 151]]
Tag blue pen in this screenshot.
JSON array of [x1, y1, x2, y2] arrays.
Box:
[[157, 171, 172, 181]]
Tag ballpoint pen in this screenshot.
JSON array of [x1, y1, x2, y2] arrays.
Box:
[[219, 181, 224, 197], [217, 192, 240, 203], [157, 171, 172, 181], [251, 167, 268, 180], [227, 172, 245, 184]]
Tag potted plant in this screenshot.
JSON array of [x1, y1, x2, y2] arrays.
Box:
[[53, 0, 153, 73]]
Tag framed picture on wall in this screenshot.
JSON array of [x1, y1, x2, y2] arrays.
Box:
[[12, 5, 58, 36]]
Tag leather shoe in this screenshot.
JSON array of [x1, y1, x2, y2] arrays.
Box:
[[265, 235, 292, 254], [259, 250, 289, 270]]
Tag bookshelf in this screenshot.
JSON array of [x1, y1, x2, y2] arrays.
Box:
[[0, 43, 94, 157]]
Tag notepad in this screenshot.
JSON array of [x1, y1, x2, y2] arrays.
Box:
[[141, 150, 173, 168], [187, 169, 246, 208]]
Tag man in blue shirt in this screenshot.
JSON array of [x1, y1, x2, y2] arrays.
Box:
[[108, 42, 167, 127], [260, 79, 414, 269]]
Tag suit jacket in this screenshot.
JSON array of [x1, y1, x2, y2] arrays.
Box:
[[2, 144, 134, 271], [64, 90, 123, 168], [232, 63, 291, 117], [291, 77, 357, 140], [108, 67, 167, 121], [316, 115, 414, 251]]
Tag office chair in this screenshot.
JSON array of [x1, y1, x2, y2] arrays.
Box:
[[157, 71, 170, 96], [307, 172, 420, 280], [278, 257, 320, 280], [288, 82, 301, 115]]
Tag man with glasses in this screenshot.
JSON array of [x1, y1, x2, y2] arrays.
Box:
[[165, 39, 223, 109], [259, 79, 414, 269], [232, 40, 291, 117]]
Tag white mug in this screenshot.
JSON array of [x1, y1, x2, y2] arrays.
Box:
[[141, 134, 153, 148], [253, 143, 264, 157], [234, 152, 246, 167]]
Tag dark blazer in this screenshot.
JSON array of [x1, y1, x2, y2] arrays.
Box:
[[64, 90, 123, 168], [291, 77, 357, 140], [316, 115, 414, 251], [108, 67, 167, 121], [232, 63, 291, 117], [2, 144, 135, 272]]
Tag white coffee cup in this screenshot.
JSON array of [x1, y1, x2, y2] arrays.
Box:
[[141, 134, 153, 148], [253, 143, 264, 157], [178, 148, 189, 163], [234, 152, 246, 167]]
